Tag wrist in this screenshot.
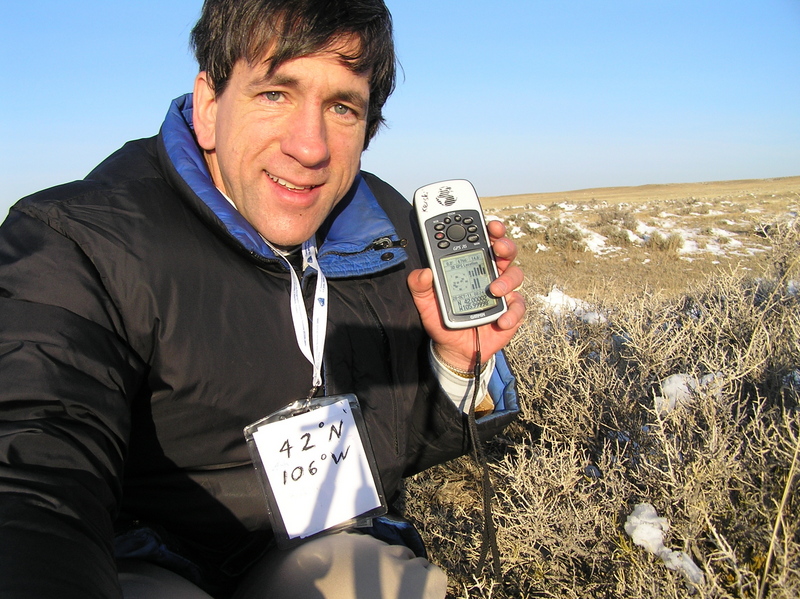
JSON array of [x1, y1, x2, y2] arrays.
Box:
[[430, 342, 488, 376], [429, 342, 497, 414]]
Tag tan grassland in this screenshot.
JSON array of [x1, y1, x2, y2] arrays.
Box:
[[481, 176, 800, 211], [401, 176, 800, 598], [483, 176, 800, 301]]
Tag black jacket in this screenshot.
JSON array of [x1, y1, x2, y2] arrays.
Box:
[[0, 96, 518, 597]]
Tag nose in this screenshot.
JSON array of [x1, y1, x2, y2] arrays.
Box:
[[281, 104, 331, 167]]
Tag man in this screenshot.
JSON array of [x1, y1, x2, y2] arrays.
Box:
[[0, 0, 525, 597]]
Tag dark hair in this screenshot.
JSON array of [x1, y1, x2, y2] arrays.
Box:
[[190, 0, 396, 146]]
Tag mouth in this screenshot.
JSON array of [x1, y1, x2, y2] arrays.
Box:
[[267, 172, 319, 191]]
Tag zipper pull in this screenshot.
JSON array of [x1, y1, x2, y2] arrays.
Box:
[[371, 237, 408, 250]]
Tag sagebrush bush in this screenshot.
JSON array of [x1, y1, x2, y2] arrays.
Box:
[[401, 220, 800, 598], [646, 230, 685, 253], [543, 219, 587, 251], [596, 205, 639, 232]]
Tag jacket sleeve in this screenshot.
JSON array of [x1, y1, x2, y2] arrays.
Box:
[[0, 208, 145, 598], [403, 341, 519, 477]]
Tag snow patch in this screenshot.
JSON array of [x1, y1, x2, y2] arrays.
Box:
[[535, 288, 607, 324], [653, 373, 723, 414], [625, 503, 705, 586]]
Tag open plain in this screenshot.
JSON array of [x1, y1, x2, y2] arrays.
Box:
[[482, 176, 800, 300]]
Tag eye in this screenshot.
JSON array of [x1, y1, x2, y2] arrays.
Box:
[[263, 91, 283, 102], [332, 103, 352, 116]]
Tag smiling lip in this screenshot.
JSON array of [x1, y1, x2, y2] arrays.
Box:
[[267, 172, 319, 191]]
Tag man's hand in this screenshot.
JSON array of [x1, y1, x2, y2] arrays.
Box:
[[407, 220, 526, 371]]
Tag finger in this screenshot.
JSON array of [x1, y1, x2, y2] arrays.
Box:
[[496, 291, 526, 330], [486, 221, 519, 263], [492, 236, 518, 261], [489, 264, 524, 297], [486, 219, 507, 239]]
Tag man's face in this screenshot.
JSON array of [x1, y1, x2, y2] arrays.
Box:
[[193, 42, 370, 248]]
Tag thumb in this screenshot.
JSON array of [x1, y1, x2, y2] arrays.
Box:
[[407, 267, 435, 299], [407, 267, 447, 333]]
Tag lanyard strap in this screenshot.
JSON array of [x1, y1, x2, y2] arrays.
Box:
[[272, 238, 328, 393]]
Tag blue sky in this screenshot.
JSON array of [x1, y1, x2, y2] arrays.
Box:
[[2, 1, 799, 217]]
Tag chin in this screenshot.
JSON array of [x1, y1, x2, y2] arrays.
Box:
[[255, 214, 327, 249], [263, 232, 313, 250]]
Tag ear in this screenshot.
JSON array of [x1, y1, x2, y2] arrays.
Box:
[[193, 71, 217, 151]]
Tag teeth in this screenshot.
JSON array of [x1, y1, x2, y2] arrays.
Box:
[[268, 173, 314, 191]]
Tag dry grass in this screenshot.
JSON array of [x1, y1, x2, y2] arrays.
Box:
[[486, 176, 799, 301], [399, 183, 800, 598]]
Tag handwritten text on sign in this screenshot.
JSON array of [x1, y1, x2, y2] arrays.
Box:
[[251, 398, 381, 539]]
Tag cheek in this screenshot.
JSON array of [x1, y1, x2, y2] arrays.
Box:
[[221, 141, 258, 182], [218, 114, 260, 161], [336, 137, 365, 174]]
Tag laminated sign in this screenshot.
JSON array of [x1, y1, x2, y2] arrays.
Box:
[[245, 394, 386, 548]]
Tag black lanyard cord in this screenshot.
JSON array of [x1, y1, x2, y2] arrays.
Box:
[[466, 328, 502, 582]]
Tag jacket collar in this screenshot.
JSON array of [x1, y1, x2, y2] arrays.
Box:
[[160, 94, 407, 278]]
